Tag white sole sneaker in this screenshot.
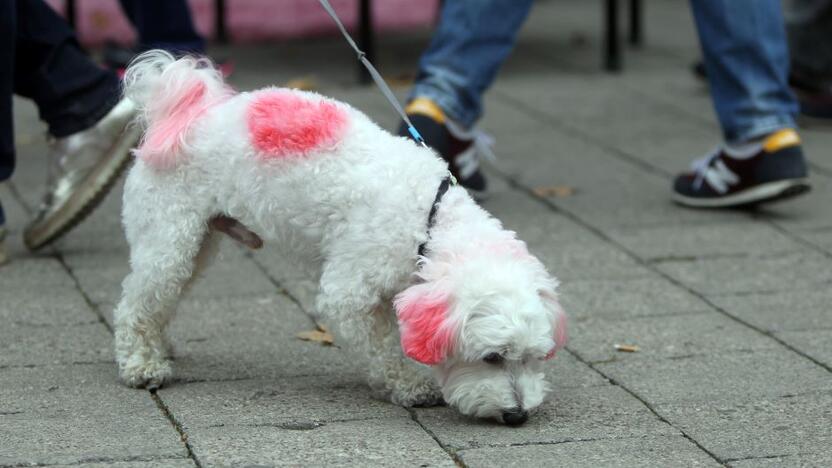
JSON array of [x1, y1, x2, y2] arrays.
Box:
[[23, 124, 141, 250], [672, 178, 811, 208]]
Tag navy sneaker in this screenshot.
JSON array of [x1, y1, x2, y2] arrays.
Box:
[[397, 98, 488, 199], [673, 129, 811, 208]]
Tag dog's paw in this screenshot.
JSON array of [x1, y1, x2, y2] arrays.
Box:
[[389, 378, 444, 408], [119, 358, 173, 391]]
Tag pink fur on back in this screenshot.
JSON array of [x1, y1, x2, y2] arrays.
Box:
[[135, 80, 229, 170], [247, 90, 348, 159]]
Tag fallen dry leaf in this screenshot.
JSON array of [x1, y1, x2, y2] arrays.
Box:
[[284, 76, 317, 91], [533, 186, 576, 198], [614, 344, 639, 353], [296, 325, 334, 345]]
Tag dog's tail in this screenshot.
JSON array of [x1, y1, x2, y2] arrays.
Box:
[[123, 50, 232, 170]]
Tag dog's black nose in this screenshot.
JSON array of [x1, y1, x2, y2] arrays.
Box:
[[502, 408, 529, 426]]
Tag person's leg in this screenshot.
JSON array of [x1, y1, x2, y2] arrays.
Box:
[[690, 0, 798, 143], [1, 0, 15, 183], [785, 0, 832, 78], [14, 0, 121, 138], [11, 0, 141, 250], [784, 0, 832, 118], [399, 0, 533, 198], [673, 0, 809, 208], [118, 0, 204, 54], [409, 0, 534, 128]]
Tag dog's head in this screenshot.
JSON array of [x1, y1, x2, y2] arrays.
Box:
[[395, 242, 566, 425]]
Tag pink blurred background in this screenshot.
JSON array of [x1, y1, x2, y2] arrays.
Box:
[[45, 0, 439, 46]]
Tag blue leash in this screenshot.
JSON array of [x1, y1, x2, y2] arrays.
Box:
[[317, 0, 428, 148]]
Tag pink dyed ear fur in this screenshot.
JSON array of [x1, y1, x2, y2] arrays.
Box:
[[394, 283, 454, 365], [541, 291, 568, 360]]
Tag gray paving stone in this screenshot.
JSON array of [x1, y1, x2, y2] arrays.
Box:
[[607, 222, 804, 261], [480, 102, 743, 230], [594, 350, 832, 405], [707, 289, 832, 333], [793, 225, 832, 256], [184, 418, 455, 467], [64, 243, 279, 323], [0, 364, 185, 466], [569, 311, 780, 364], [0, 256, 75, 290], [458, 435, 719, 468], [657, 392, 832, 462], [1, 285, 98, 326], [655, 252, 832, 295], [413, 385, 678, 451], [47, 460, 196, 468], [546, 351, 609, 390], [775, 329, 832, 369], [0, 322, 111, 367], [558, 277, 706, 320], [159, 375, 408, 429], [165, 293, 361, 383], [480, 185, 654, 281], [728, 452, 832, 468]]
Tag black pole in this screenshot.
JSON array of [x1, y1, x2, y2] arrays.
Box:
[[358, 0, 374, 84], [604, 0, 621, 72], [66, 0, 77, 29], [215, 0, 228, 43], [629, 0, 643, 46]]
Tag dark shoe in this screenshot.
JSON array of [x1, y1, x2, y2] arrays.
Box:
[[397, 98, 488, 199], [24, 98, 140, 250], [673, 128, 811, 208]]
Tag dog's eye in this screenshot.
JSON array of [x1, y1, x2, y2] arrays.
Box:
[[483, 353, 504, 364]]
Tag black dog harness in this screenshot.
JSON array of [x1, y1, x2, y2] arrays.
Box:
[[417, 175, 453, 258]]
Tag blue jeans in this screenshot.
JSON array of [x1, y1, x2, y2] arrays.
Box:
[[692, 0, 798, 143], [409, 0, 534, 128], [1, 0, 120, 183], [410, 0, 798, 143]]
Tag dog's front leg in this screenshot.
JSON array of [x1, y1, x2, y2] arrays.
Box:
[[315, 263, 442, 408]]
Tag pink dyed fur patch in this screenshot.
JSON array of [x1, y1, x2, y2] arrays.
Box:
[[247, 90, 348, 158], [135, 80, 229, 170], [395, 285, 454, 365], [544, 305, 569, 359]]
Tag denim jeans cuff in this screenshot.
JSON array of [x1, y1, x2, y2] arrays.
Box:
[[727, 115, 798, 144], [409, 84, 478, 129]]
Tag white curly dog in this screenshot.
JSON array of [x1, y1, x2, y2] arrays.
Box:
[[114, 51, 568, 425]]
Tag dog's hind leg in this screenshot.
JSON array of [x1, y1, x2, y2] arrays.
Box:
[[114, 198, 212, 389], [316, 256, 443, 408]]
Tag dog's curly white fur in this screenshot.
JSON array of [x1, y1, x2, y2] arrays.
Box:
[[114, 51, 567, 424]]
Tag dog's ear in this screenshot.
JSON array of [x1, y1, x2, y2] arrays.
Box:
[[540, 290, 567, 359], [394, 283, 454, 365]]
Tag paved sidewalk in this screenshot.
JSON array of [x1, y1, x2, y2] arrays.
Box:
[[2, 1, 831, 466]]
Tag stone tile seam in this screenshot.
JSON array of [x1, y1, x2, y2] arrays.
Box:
[[0, 455, 192, 468], [500, 174, 832, 375], [561, 349, 726, 466], [406, 408, 468, 468], [151, 392, 204, 468], [491, 90, 832, 261]]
